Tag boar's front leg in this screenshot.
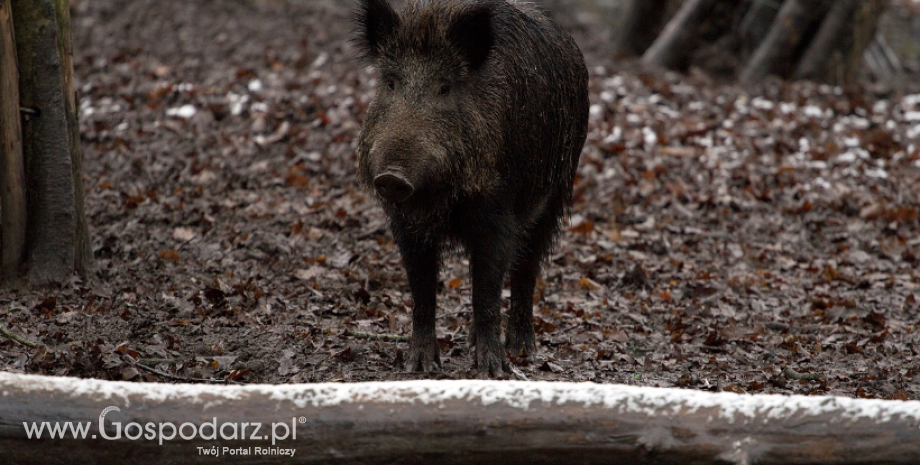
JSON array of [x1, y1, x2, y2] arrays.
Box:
[[397, 236, 441, 372], [469, 229, 514, 378]]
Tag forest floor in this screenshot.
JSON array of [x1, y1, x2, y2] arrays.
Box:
[[1, 0, 919, 400]]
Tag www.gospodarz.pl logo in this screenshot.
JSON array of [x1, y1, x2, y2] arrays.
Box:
[[23, 406, 300, 447]]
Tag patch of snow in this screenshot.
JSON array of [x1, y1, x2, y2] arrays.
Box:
[[902, 94, 920, 107], [803, 105, 824, 118], [751, 97, 774, 111], [834, 116, 870, 132], [602, 126, 622, 144], [808, 160, 827, 170], [589, 104, 604, 119], [798, 137, 810, 153], [311, 52, 329, 69], [642, 127, 658, 148], [227, 92, 249, 116], [872, 100, 889, 114], [603, 75, 624, 89], [251, 102, 269, 113], [166, 104, 196, 119], [908, 125, 920, 140]]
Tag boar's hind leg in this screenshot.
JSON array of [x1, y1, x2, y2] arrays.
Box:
[[470, 234, 514, 378], [398, 238, 441, 372], [507, 254, 539, 358], [506, 210, 557, 358]]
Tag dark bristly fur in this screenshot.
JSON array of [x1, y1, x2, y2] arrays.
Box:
[[354, 0, 588, 377]]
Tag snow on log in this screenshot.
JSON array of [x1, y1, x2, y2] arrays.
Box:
[[1, 372, 919, 464]]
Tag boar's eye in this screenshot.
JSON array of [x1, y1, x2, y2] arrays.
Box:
[[438, 84, 450, 96], [385, 78, 396, 90]]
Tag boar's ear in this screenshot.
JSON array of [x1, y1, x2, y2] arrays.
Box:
[[448, 4, 493, 71], [354, 0, 400, 59]]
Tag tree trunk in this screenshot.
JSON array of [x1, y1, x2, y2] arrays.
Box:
[[737, 0, 782, 60], [9, 0, 89, 286], [54, 0, 91, 277], [0, 0, 27, 284], [738, 0, 833, 84], [641, 0, 735, 71], [627, 0, 887, 85], [612, 0, 674, 58], [2, 373, 920, 465], [793, 0, 888, 84]]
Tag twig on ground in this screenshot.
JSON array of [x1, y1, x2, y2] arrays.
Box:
[[350, 331, 410, 342], [783, 368, 823, 381], [0, 323, 41, 348], [134, 363, 237, 384], [138, 358, 178, 366]]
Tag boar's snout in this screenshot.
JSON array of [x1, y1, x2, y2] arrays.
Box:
[[373, 171, 414, 203]]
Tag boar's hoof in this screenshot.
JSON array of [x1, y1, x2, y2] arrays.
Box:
[[474, 339, 506, 378], [374, 172, 414, 203], [504, 328, 537, 359], [406, 339, 441, 372]]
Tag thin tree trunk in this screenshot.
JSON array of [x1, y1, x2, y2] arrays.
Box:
[[54, 0, 90, 276], [0, 0, 27, 284], [11, 0, 78, 286], [641, 0, 712, 70], [641, 0, 735, 71], [738, 0, 782, 60], [612, 0, 673, 58], [739, 0, 833, 84], [793, 0, 888, 84]]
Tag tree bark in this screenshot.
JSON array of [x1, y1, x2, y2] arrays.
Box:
[[54, 0, 90, 276], [641, 0, 735, 71], [739, 0, 833, 84], [737, 0, 782, 60], [10, 0, 88, 286], [612, 0, 674, 58], [1, 373, 920, 465], [793, 0, 888, 84], [624, 0, 888, 84], [0, 0, 27, 284]]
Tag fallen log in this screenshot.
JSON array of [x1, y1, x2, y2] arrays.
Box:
[[1, 372, 918, 464]]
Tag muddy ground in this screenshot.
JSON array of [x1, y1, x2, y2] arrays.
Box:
[[1, 0, 919, 400]]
